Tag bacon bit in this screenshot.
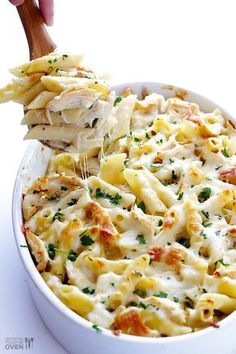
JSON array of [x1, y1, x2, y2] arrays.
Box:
[[148, 247, 162, 261], [228, 228, 236, 236], [163, 218, 175, 229], [114, 309, 150, 336], [219, 167, 236, 185], [21, 225, 30, 235], [210, 322, 220, 328], [99, 228, 118, 245], [163, 248, 182, 266], [113, 329, 121, 336], [214, 271, 221, 278]]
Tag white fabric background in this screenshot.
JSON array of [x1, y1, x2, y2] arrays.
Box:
[[1, 0, 236, 353]]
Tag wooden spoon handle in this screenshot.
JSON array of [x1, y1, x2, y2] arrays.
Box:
[[17, 0, 56, 60]]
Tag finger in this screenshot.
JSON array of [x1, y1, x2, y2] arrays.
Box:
[[38, 0, 54, 26], [9, 0, 25, 5]]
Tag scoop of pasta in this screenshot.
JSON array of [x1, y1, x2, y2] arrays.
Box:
[[0, 52, 119, 152]]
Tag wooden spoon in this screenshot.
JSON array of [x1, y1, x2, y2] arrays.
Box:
[[17, 0, 68, 150], [17, 0, 56, 60]]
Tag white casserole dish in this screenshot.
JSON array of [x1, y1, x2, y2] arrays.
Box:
[[12, 82, 236, 354]]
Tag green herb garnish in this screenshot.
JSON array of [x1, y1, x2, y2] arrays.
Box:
[[171, 170, 178, 181], [134, 136, 141, 142], [46, 195, 60, 201], [158, 219, 163, 227], [217, 258, 230, 267], [200, 230, 208, 239], [114, 96, 122, 106], [136, 234, 146, 244], [52, 209, 64, 222], [47, 243, 56, 260], [202, 210, 209, 219], [177, 192, 184, 201], [173, 296, 179, 303], [82, 287, 95, 295], [67, 250, 78, 261], [67, 198, 78, 206], [177, 236, 190, 248], [202, 222, 212, 227], [198, 187, 211, 203], [183, 296, 194, 309], [221, 148, 229, 158], [95, 188, 122, 205], [133, 289, 147, 297], [92, 324, 102, 333], [61, 185, 68, 191], [81, 234, 94, 246], [154, 291, 168, 298], [138, 201, 146, 213]]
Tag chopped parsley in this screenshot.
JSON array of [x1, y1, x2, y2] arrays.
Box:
[[67, 198, 78, 206], [20, 244, 28, 248], [52, 209, 64, 222], [95, 188, 122, 205], [136, 234, 146, 244], [221, 148, 229, 158], [183, 296, 194, 309], [169, 158, 174, 164], [67, 250, 78, 262], [91, 118, 99, 128], [92, 324, 102, 333], [61, 185, 68, 191], [47, 243, 56, 260], [173, 296, 179, 303], [171, 170, 178, 181], [80, 234, 94, 246], [133, 289, 147, 297], [215, 166, 222, 171], [62, 54, 68, 59], [138, 201, 146, 213], [134, 136, 141, 142], [177, 236, 190, 248], [198, 187, 211, 203], [177, 192, 184, 201], [217, 258, 230, 267], [114, 96, 122, 106], [202, 221, 212, 227], [202, 210, 209, 219], [158, 219, 163, 227], [139, 302, 149, 309], [46, 195, 60, 201], [145, 132, 150, 139], [82, 287, 95, 295], [154, 291, 168, 298], [200, 230, 208, 239]]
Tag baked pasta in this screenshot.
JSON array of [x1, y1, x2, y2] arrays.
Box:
[[3, 54, 236, 337], [19, 85, 236, 337]]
